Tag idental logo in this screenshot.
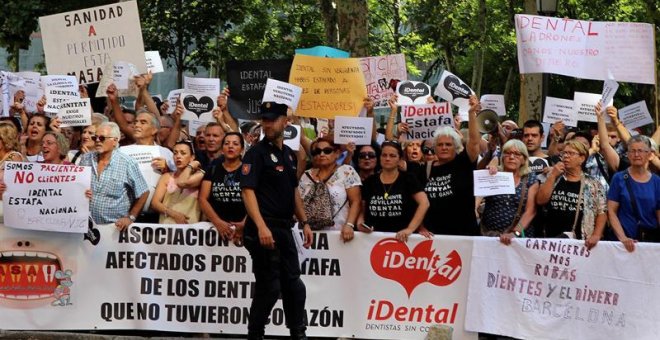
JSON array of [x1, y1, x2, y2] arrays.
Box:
[[370, 239, 462, 296]]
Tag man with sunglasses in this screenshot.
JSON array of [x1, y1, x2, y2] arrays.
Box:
[[79, 122, 149, 231]]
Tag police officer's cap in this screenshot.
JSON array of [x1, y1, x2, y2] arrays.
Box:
[[260, 102, 288, 120]]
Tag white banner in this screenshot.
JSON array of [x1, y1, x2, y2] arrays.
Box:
[[333, 116, 373, 145], [39, 1, 147, 84], [466, 237, 660, 339], [515, 14, 655, 84], [262, 78, 302, 111], [2, 162, 90, 233], [57, 98, 92, 127], [0, 225, 476, 339], [42, 75, 80, 114], [359, 54, 408, 108], [399, 103, 453, 140]]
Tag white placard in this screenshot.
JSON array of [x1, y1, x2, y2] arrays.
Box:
[[145, 51, 164, 74], [38, 1, 147, 84], [480, 94, 506, 116], [180, 92, 217, 122], [262, 78, 302, 111], [600, 79, 619, 112], [574, 92, 603, 123], [41, 75, 80, 114], [541, 122, 551, 149], [119, 145, 162, 211], [166, 89, 184, 113], [399, 102, 453, 140], [515, 14, 656, 85], [94, 61, 139, 98], [57, 98, 92, 127], [435, 70, 475, 114], [543, 97, 577, 127], [184, 76, 221, 96], [2, 162, 91, 233], [473, 170, 516, 197], [396, 81, 431, 105], [333, 116, 373, 145], [618, 101, 654, 130], [112, 61, 138, 90], [15, 71, 43, 113]]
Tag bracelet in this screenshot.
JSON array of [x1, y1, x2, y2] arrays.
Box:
[[187, 164, 194, 171], [345, 222, 355, 229]]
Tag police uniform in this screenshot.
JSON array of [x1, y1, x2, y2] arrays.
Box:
[[240, 102, 307, 340]]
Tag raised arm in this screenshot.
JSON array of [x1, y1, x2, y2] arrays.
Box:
[[466, 95, 481, 162]]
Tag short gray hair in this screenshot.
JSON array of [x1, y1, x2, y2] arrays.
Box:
[[99, 121, 121, 139], [627, 135, 652, 151], [433, 126, 464, 153], [137, 111, 161, 130]]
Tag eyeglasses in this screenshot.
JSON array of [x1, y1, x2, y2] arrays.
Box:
[[422, 146, 435, 155], [628, 149, 650, 155], [560, 150, 582, 158], [358, 152, 377, 159], [91, 135, 117, 142], [42, 140, 56, 146], [311, 147, 334, 156], [503, 151, 523, 158]]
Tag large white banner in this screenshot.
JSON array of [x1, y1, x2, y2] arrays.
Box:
[[466, 237, 660, 340], [515, 14, 655, 84], [39, 1, 147, 84], [0, 224, 476, 339]]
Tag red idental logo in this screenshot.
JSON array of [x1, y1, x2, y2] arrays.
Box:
[[370, 239, 462, 296]]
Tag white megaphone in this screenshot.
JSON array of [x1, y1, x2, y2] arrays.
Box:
[[476, 109, 499, 134]]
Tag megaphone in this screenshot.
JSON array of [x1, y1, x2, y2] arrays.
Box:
[[476, 109, 499, 134]]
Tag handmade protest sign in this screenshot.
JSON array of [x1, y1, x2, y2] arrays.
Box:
[[95, 61, 139, 98], [3, 162, 91, 233], [473, 170, 515, 197], [399, 102, 453, 140], [166, 89, 184, 113], [41, 75, 80, 114], [600, 79, 619, 112], [515, 14, 655, 84], [543, 97, 577, 127], [618, 101, 653, 130], [295, 45, 350, 58], [289, 54, 367, 119], [119, 145, 161, 211], [184, 76, 220, 96], [396, 81, 431, 105], [359, 54, 407, 108], [57, 98, 92, 127], [226, 59, 293, 120], [435, 70, 475, 113], [333, 116, 373, 145], [262, 79, 302, 111], [573, 92, 611, 123], [145, 51, 164, 73], [13, 71, 43, 113], [480, 95, 506, 116], [39, 1, 146, 84], [180, 92, 217, 122]]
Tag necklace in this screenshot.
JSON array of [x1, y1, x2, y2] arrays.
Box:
[[380, 172, 398, 199]]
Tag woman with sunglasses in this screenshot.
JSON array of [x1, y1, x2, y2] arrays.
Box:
[[352, 143, 381, 182], [359, 141, 429, 242], [199, 132, 247, 242], [536, 140, 607, 248], [299, 138, 361, 242], [151, 141, 204, 224]]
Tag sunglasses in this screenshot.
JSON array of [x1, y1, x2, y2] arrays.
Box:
[[91, 135, 117, 142], [311, 147, 335, 156], [422, 146, 435, 155], [358, 152, 376, 159]]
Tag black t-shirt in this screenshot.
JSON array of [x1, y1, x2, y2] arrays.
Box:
[[423, 150, 478, 236], [545, 177, 583, 239], [240, 139, 298, 220], [203, 164, 246, 222], [362, 171, 423, 233]]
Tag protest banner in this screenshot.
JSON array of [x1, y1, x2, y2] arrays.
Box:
[[289, 54, 367, 119], [184, 76, 220, 96], [618, 101, 654, 130], [435, 70, 475, 114], [39, 1, 146, 84], [119, 145, 161, 211], [226, 59, 293, 120], [262, 79, 302, 111], [466, 237, 660, 339], [399, 102, 453, 140], [396, 81, 431, 106], [2, 162, 90, 233], [473, 170, 515, 197], [57, 98, 92, 127], [515, 14, 655, 84], [359, 54, 407, 108], [41, 75, 80, 114], [295, 45, 350, 58], [334, 116, 373, 145], [180, 92, 217, 123], [480, 95, 506, 116], [543, 97, 577, 127], [145, 51, 164, 74], [0, 225, 476, 340]]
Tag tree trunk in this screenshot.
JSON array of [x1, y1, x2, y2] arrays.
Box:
[[503, 66, 515, 108], [518, 0, 543, 124], [319, 0, 338, 46], [11, 44, 20, 72], [392, 0, 401, 53], [336, 0, 369, 57]]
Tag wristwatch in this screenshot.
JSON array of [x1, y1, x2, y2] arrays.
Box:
[[128, 215, 137, 222], [513, 230, 522, 238]]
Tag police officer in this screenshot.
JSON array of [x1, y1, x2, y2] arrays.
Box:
[[240, 102, 313, 340]]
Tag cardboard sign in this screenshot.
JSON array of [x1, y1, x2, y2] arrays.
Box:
[[480, 94, 506, 116], [295, 45, 350, 58], [543, 97, 577, 127], [57, 98, 92, 127], [184, 76, 220, 96], [435, 70, 475, 113], [289, 54, 367, 119], [145, 51, 164, 73], [180, 92, 217, 122], [226, 59, 293, 120], [262, 78, 302, 111], [41, 75, 80, 114], [399, 102, 453, 140], [2, 162, 91, 233], [395, 81, 431, 105], [515, 14, 655, 85], [619, 101, 653, 130], [39, 1, 147, 84], [333, 116, 373, 145], [359, 54, 407, 108]]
